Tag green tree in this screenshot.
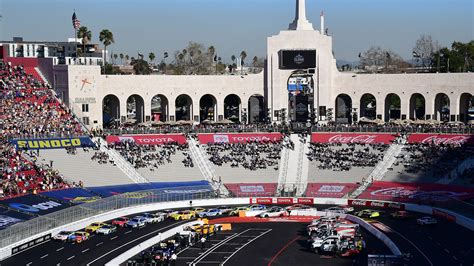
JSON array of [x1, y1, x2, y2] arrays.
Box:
[[113, 53, 118, 64], [240, 50, 247, 73], [431, 41, 474, 73], [77, 26, 92, 60], [149, 52, 156, 64], [99, 29, 114, 66], [132, 59, 152, 75], [119, 53, 124, 65]]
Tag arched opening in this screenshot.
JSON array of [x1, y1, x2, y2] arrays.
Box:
[[175, 94, 193, 121], [287, 70, 314, 122], [360, 93, 376, 120], [199, 94, 217, 122], [126, 94, 145, 123], [434, 93, 450, 121], [102, 94, 120, 128], [224, 94, 241, 123], [384, 93, 401, 121], [409, 93, 426, 120], [248, 94, 265, 124], [151, 94, 168, 122], [459, 93, 473, 124], [335, 94, 352, 124]]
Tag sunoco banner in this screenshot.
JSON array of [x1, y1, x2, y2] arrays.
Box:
[[11, 136, 95, 150]]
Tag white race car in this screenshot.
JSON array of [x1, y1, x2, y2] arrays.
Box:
[[416, 216, 438, 225], [323, 206, 353, 214], [257, 206, 289, 218], [53, 231, 74, 241], [96, 224, 117, 235]]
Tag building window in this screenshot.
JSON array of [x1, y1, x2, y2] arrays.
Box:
[[82, 104, 89, 112], [82, 117, 90, 125]]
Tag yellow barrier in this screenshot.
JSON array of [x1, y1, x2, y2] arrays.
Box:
[[238, 210, 247, 217], [220, 223, 232, 231]]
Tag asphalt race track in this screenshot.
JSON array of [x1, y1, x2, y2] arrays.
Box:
[[1, 205, 474, 266]]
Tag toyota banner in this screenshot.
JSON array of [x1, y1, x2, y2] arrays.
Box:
[[198, 133, 282, 144], [311, 133, 396, 144], [106, 134, 187, 145]]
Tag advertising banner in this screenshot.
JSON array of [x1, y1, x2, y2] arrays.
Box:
[[41, 188, 101, 204], [0, 206, 35, 230], [198, 133, 282, 144], [407, 134, 474, 145], [297, 198, 314, 204], [348, 199, 405, 210], [279, 50, 316, 69], [311, 133, 396, 144], [358, 181, 474, 202], [10, 136, 95, 150], [0, 194, 70, 215], [225, 183, 277, 197], [106, 134, 187, 145], [305, 183, 358, 198]]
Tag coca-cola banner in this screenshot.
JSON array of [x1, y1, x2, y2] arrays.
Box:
[[311, 133, 396, 144], [106, 134, 187, 145], [198, 133, 282, 144], [358, 181, 474, 202], [348, 199, 405, 210], [407, 134, 474, 145]]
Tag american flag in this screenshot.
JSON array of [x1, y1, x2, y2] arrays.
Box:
[[72, 12, 81, 29]]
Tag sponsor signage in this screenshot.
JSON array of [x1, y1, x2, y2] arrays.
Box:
[[198, 133, 282, 144], [407, 134, 474, 145], [348, 199, 405, 210], [255, 198, 273, 204], [297, 198, 314, 204], [279, 50, 316, 69], [11, 234, 51, 255], [311, 133, 396, 144], [10, 137, 95, 150], [0, 194, 68, 215], [432, 209, 456, 222], [106, 134, 187, 145], [240, 185, 265, 193], [0, 215, 23, 230], [276, 198, 294, 204], [306, 183, 357, 198]]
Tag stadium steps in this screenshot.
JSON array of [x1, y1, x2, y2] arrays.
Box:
[[297, 134, 311, 196], [188, 137, 229, 196], [277, 138, 290, 195], [280, 134, 310, 196], [37, 149, 138, 187], [34, 67, 49, 84]]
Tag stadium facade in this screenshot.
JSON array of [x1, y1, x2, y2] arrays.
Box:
[[51, 0, 473, 129]]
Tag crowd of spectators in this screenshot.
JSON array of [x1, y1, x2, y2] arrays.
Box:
[[103, 140, 194, 170], [307, 143, 388, 171], [204, 139, 290, 171], [0, 60, 83, 198]]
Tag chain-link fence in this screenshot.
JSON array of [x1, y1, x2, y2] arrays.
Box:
[[0, 186, 216, 249]]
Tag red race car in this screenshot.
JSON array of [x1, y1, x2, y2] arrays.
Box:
[[112, 217, 129, 227]]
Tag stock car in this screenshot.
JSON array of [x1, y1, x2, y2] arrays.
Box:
[[390, 211, 412, 219], [198, 209, 222, 218], [53, 231, 74, 241], [216, 206, 233, 214], [285, 204, 311, 211], [192, 207, 206, 213], [170, 210, 196, 221], [85, 222, 108, 233], [417, 216, 438, 225], [112, 217, 129, 227], [68, 231, 90, 243], [139, 213, 166, 223], [257, 206, 289, 218], [126, 217, 147, 228], [354, 209, 380, 218], [96, 224, 118, 235], [323, 206, 354, 214], [248, 204, 267, 211], [229, 206, 250, 216]]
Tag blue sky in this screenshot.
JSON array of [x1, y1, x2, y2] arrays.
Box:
[[0, 0, 473, 62]]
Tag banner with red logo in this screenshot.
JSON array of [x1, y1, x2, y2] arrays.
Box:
[[407, 134, 474, 145], [358, 181, 474, 202], [311, 133, 396, 144], [348, 199, 405, 210], [297, 198, 314, 204], [305, 183, 358, 198], [276, 198, 294, 204], [198, 133, 282, 144], [106, 134, 187, 145]]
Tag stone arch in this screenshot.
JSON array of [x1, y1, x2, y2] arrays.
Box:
[[224, 94, 241, 123], [434, 93, 450, 121], [151, 94, 169, 122], [248, 94, 265, 124], [199, 94, 217, 122], [459, 93, 473, 123], [102, 94, 120, 127], [360, 93, 376, 120], [409, 93, 426, 120], [175, 94, 193, 121], [335, 94, 352, 124], [384, 93, 401, 121], [126, 94, 145, 123]]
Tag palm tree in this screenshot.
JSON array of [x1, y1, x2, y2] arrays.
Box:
[[119, 53, 124, 65], [231, 55, 236, 63], [125, 54, 129, 64], [99, 29, 115, 66], [253, 56, 258, 67], [208, 46, 215, 73], [149, 52, 155, 64], [77, 26, 92, 62], [240, 51, 247, 73], [113, 54, 118, 65]]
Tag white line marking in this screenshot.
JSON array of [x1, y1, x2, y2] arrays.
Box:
[[110, 236, 118, 240], [96, 242, 103, 246], [82, 248, 90, 253], [67, 256, 75, 261], [86, 220, 189, 265], [444, 248, 450, 254], [124, 230, 132, 234], [452, 256, 458, 261], [56, 247, 64, 251], [41, 254, 49, 259], [379, 223, 433, 266], [221, 229, 272, 265], [26, 262, 32, 266]]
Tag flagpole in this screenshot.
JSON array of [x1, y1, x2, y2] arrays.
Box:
[[74, 9, 78, 65]]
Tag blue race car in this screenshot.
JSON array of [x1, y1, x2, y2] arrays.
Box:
[[198, 209, 222, 218]]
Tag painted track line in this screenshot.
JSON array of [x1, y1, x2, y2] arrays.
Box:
[[67, 255, 75, 261], [267, 235, 301, 266], [221, 229, 272, 265], [40, 254, 49, 259], [56, 247, 64, 251]]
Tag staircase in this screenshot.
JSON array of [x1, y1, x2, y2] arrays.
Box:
[[187, 136, 229, 196], [277, 141, 290, 196], [34, 67, 49, 84], [350, 135, 407, 198], [296, 134, 311, 196], [93, 137, 150, 184], [277, 134, 310, 196]]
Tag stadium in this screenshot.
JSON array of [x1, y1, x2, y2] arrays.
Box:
[[1, 0, 473, 265]]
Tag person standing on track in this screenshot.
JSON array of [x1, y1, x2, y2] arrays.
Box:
[[200, 236, 207, 250], [170, 253, 177, 266]]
